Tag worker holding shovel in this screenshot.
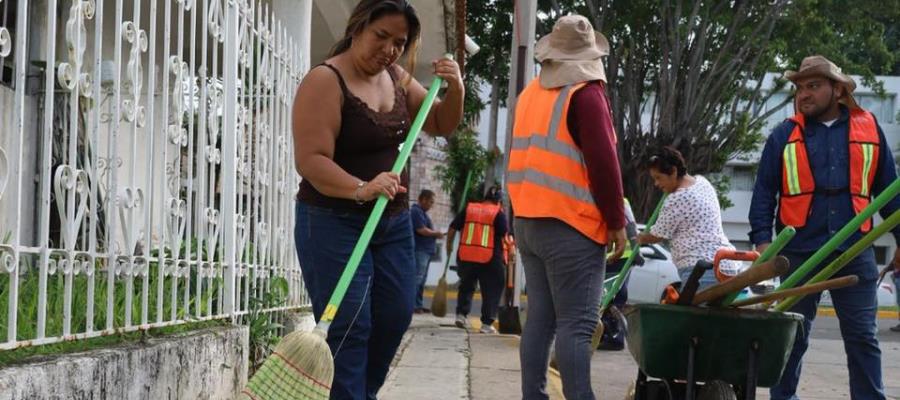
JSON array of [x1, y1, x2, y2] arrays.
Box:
[[749, 55, 900, 400]]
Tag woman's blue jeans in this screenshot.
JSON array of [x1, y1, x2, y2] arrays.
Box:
[[295, 202, 416, 400]]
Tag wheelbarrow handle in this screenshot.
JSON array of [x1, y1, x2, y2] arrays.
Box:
[[676, 260, 714, 305], [692, 256, 790, 306], [713, 249, 760, 282]]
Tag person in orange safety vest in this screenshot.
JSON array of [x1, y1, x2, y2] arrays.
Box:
[[749, 55, 900, 400], [445, 185, 508, 335]]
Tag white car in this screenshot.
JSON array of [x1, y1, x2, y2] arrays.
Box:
[[818, 272, 897, 308], [614, 243, 681, 304]]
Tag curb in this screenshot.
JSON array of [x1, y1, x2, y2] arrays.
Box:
[[817, 307, 898, 319]]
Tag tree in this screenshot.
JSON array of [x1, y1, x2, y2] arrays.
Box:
[[434, 127, 496, 208], [433, 1, 514, 207], [532, 0, 900, 219], [464, 0, 513, 187]]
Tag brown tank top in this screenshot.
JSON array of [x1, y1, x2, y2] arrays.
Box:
[[297, 63, 411, 214]]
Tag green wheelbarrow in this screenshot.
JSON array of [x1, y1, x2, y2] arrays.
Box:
[[621, 304, 804, 400]]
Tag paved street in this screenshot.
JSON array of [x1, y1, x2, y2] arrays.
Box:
[[399, 291, 900, 399]]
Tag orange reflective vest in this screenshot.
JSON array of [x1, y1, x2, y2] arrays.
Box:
[[458, 202, 501, 263], [780, 109, 880, 232], [507, 80, 613, 244]]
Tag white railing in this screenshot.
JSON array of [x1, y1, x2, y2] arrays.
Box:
[[0, 0, 307, 350]]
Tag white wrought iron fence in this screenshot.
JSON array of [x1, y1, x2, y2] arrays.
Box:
[[0, 0, 308, 350]]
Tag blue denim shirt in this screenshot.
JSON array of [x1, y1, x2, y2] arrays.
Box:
[[749, 106, 900, 253], [411, 204, 436, 255]]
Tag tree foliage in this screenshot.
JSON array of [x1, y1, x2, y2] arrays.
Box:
[[434, 128, 496, 208], [532, 0, 900, 219]]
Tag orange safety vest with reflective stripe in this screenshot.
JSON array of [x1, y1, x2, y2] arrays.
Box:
[[507, 80, 612, 244], [458, 202, 501, 263], [780, 109, 880, 232]]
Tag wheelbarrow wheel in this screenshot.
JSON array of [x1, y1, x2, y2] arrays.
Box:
[[626, 379, 673, 400], [697, 380, 737, 400]]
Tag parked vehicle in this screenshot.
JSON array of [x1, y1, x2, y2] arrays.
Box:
[[621, 243, 681, 304], [819, 271, 897, 308]]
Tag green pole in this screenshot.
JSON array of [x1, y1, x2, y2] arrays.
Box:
[[457, 170, 474, 213], [440, 170, 474, 276], [600, 194, 668, 310], [775, 210, 900, 311]]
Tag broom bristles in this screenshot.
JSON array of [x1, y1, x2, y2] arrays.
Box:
[[241, 329, 335, 399], [431, 277, 448, 317]]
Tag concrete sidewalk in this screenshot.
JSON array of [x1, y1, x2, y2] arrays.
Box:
[[380, 314, 900, 399], [378, 314, 565, 400]]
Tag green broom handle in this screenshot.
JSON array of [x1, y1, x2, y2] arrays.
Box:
[[318, 75, 445, 327], [457, 170, 474, 214], [719, 226, 796, 306], [775, 209, 900, 311], [440, 169, 474, 277], [775, 178, 900, 294], [600, 194, 667, 309]]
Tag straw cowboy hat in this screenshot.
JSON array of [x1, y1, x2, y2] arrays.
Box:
[[784, 55, 860, 109], [534, 15, 609, 88]]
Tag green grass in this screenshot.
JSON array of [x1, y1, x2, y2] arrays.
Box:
[[0, 319, 228, 367], [0, 250, 290, 369], [0, 257, 225, 341]]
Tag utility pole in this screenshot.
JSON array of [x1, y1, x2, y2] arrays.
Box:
[[498, 0, 537, 333]]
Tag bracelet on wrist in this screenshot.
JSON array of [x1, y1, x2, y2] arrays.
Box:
[[354, 181, 367, 205]]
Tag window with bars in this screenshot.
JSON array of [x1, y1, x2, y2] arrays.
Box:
[[0, 0, 17, 88]]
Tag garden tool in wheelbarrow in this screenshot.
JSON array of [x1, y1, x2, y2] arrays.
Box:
[[662, 260, 715, 305], [731, 275, 859, 308], [624, 254, 797, 400], [498, 234, 522, 334], [691, 255, 789, 306], [663, 252, 790, 305]]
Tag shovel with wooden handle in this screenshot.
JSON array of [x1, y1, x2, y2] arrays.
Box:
[[776, 209, 900, 311], [691, 256, 790, 306], [731, 275, 859, 308]]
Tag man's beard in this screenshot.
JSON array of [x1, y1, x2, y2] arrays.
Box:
[[801, 103, 831, 121], [801, 89, 839, 121]]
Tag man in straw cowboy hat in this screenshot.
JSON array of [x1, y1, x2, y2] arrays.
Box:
[[749, 55, 900, 399], [506, 14, 626, 399]]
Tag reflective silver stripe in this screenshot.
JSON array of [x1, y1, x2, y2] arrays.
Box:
[[507, 169, 595, 204], [548, 85, 573, 139], [510, 134, 584, 164]]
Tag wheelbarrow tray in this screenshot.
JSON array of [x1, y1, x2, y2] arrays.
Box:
[[624, 303, 803, 387]]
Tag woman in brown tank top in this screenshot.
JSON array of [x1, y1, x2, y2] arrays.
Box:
[[291, 1, 463, 398]]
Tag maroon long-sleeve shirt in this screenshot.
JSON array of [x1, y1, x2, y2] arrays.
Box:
[[566, 81, 626, 230]]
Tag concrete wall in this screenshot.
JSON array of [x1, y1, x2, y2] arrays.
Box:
[[0, 325, 249, 400]]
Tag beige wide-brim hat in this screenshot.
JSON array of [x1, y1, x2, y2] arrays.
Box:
[[784, 55, 860, 109], [534, 15, 609, 89]]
